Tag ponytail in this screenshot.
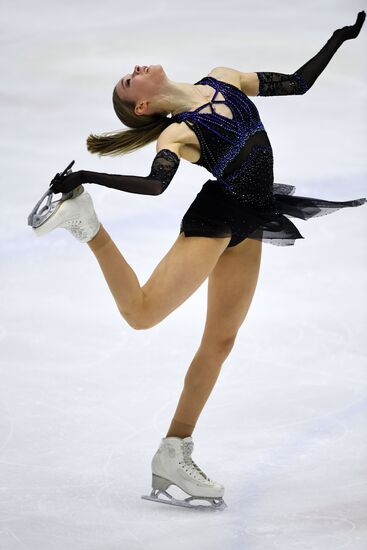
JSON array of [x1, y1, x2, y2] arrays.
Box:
[[86, 87, 173, 157]]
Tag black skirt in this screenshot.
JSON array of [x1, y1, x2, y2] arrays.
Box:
[[179, 179, 366, 247]]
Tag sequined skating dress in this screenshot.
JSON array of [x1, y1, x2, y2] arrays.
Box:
[[170, 75, 365, 247], [49, 12, 366, 248]]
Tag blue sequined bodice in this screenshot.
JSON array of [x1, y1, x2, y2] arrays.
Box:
[[171, 76, 275, 208]]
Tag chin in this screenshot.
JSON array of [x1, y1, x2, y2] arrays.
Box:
[[147, 64, 166, 81], [152, 64, 163, 73]]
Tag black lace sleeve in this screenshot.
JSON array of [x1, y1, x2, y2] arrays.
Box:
[[256, 71, 310, 96], [146, 148, 181, 194], [256, 11, 365, 97], [50, 148, 180, 195]]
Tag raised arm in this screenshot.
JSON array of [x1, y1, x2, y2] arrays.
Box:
[[50, 129, 182, 196], [241, 10, 365, 97]]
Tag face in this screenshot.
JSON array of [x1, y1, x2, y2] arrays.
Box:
[[115, 64, 166, 115]]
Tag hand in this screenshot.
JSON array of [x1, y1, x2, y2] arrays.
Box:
[[332, 10, 366, 42], [50, 170, 83, 194]]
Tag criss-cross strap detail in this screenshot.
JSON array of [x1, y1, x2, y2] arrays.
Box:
[[191, 85, 228, 118], [170, 76, 266, 182]]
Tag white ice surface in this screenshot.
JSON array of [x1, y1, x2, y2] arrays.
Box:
[[1, 0, 367, 549]]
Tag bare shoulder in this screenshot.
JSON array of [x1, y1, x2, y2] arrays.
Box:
[[156, 66, 260, 164], [156, 122, 183, 157], [209, 66, 260, 96], [207, 66, 242, 89]]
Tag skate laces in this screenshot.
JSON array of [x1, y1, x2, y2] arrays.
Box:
[[179, 441, 211, 482]]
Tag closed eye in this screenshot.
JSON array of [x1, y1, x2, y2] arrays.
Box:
[[121, 77, 131, 89]]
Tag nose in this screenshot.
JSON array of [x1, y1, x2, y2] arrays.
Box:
[[134, 65, 147, 75]]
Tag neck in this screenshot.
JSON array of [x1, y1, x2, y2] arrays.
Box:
[[159, 79, 212, 117]]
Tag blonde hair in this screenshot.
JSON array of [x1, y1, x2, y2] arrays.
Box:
[[86, 87, 173, 157]]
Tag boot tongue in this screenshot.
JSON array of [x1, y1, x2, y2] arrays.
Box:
[[182, 437, 194, 458], [182, 443, 193, 459], [182, 436, 194, 450]]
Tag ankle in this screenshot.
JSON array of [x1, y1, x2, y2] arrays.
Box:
[[166, 419, 195, 439], [87, 224, 110, 249]]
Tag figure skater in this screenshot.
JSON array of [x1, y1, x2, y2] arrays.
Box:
[[28, 11, 366, 510]]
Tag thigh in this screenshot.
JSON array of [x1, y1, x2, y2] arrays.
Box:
[[201, 237, 263, 347], [140, 233, 231, 328]]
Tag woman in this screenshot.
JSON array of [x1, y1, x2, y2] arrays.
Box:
[[29, 11, 366, 510]]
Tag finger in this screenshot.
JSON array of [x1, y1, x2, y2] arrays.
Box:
[[356, 11, 366, 27]]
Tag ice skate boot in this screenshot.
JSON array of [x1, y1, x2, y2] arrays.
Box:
[[30, 187, 100, 243], [28, 159, 100, 243], [141, 436, 227, 511]]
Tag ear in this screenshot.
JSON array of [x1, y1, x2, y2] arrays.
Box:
[[135, 101, 149, 116]]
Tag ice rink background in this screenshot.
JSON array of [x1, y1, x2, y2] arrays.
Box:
[[1, 0, 367, 548]]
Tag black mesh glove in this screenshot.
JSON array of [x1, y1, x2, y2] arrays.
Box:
[[256, 10, 366, 96], [50, 148, 180, 196], [332, 10, 366, 41]]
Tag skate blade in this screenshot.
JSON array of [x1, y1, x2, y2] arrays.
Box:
[[141, 490, 227, 511], [28, 185, 84, 231]]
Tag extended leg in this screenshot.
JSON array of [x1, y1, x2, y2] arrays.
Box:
[[87, 224, 231, 330], [166, 238, 262, 438]]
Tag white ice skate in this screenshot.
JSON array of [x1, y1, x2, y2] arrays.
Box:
[[141, 436, 227, 511], [28, 161, 100, 243], [29, 186, 100, 243]]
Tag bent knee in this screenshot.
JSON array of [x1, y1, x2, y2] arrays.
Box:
[[201, 333, 238, 356], [126, 317, 151, 331], [119, 309, 150, 331]]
